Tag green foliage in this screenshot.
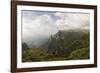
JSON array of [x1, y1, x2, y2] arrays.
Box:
[[47, 30, 89, 56], [22, 30, 90, 62], [22, 50, 33, 62], [22, 47, 89, 62], [67, 48, 89, 60], [22, 48, 48, 62]]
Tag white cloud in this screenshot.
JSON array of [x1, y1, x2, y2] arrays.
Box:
[[22, 13, 58, 47], [22, 11, 90, 48], [55, 12, 90, 30]]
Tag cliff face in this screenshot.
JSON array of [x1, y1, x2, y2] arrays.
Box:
[[46, 29, 89, 56]]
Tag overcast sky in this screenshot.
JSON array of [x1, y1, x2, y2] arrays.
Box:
[[22, 10, 90, 47]]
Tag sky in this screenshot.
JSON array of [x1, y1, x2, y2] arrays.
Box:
[[22, 10, 90, 48]]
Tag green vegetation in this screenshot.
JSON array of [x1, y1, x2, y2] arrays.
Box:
[[22, 47, 89, 62], [22, 30, 90, 62], [67, 48, 89, 60]]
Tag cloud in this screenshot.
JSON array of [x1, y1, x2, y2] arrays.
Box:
[[55, 12, 90, 30], [22, 11, 90, 48], [22, 11, 58, 47]]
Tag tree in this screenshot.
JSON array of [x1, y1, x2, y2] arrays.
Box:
[[22, 42, 29, 50]]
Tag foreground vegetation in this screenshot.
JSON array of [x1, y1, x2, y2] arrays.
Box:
[[22, 47, 89, 62]]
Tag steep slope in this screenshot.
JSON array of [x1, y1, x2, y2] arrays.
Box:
[[46, 29, 89, 56]]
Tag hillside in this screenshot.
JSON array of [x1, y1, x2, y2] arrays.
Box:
[[46, 30, 89, 55], [22, 29, 90, 62]]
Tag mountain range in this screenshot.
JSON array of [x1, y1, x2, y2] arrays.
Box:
[[22, 29, 89, 56]]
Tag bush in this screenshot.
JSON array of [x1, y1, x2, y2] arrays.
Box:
[[67, 48, 89, 60]]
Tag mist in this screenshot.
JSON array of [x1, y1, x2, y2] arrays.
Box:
[[22, 11, 90, 48]]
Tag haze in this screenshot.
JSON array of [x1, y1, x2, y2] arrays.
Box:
[[22, 10, 90, 48]]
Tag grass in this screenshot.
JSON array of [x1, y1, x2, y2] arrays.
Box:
[[22, 47, 89, 62]]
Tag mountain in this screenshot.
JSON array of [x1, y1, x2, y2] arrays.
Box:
[[45, 29, 89, 56], [22, 29, 90, 62], [22, 42, 29, 51]]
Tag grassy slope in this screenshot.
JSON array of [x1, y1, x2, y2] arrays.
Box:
[[22, 47, 89, 62]]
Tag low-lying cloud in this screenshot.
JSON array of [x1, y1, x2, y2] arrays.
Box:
[[22, 11, 90, 48]]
